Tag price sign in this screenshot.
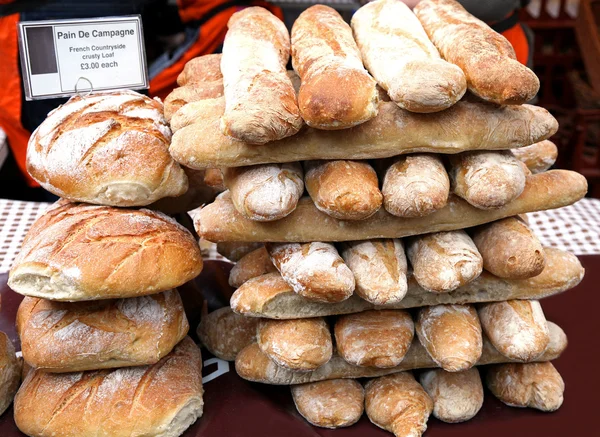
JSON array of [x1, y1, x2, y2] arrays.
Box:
[[18, 16, 148, 100]]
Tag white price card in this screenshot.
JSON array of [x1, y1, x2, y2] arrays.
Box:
[[18, 16, 148, 100]]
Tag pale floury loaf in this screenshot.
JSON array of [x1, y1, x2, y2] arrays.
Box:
[[0, 331, 21, 416]]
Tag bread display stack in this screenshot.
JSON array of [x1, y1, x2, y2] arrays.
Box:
[[164, 0, 588, 435], [7, 91, 206, 437]]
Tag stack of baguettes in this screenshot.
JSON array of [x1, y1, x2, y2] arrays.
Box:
[[6, 90, 209, 437], [161, 0, 589, 435]]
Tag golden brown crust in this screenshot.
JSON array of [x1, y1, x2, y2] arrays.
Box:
[[0, 331, 21, 416], [9, 201, 203, 301], [171, 100, 558, 169], [486, 362, 564, 411], [197, 307, 257, 361], [416, 304, 482, 372], [216, 242, 263, 262], [203, 168, 225, 191], [17, 292, 189, 372], [164, 82, 224, 123], [177, 54, 222, 86], [257, 318, 332, 370], [365, 373, 433, 437], [335, 310, 414, 368], [473, 217, 546, 279], [292, 5, 378, 129], [304, 160, 382, 220], [291, 379, 364, 428], [414, 0, 539, 104], [511, 140, 558, 174], [14, 337, 203, 437], [193, 170, 586, 242], [229, 247, 277, 288]]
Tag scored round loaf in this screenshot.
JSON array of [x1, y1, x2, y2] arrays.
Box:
[[14, 336, 203, 437], [26, 90, 188, 207], [0, 331, 21, 416], [8, 201, 203, 301], [17, 291, 189, 372]]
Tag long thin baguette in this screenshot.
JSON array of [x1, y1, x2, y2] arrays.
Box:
[[234, 321, 567, 384], [171, 100, 557, 169], [230, 247, 583, 319], [192, 170, 587, 242]]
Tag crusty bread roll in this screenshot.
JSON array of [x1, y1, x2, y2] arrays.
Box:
[[164, 82, 224, 122], [416, 304, 482, 372], [266, 242, 355, 303], [304, 160, 383, 220], [380, 154, 450, 218], [0, 331, 21, 416], [257, 318, 332, 371], [170, 97, 225, 133], [340, 239, 408, 305], [197, 306, 257, 361], [352, 0, 466, 113], [419, 368, 483, 423], [229, 247, 276, 288], [17, 291, 188, 372], [230, 247, 583, 319], [235, 321, 567, 385], [27, 90, 187, 206], [472, 217, 546, 279], [448, 151, 527, 210], [512, 140, 558, 174], [172, 99, 558, 169], [414, 0, 539, 105], [223, 163, 304, 222], [291, 5, 378, 129], [407, 230, 483, 293], [292, 379, 364, 428], [335, 310, 414, 368], [177, 53, 222, 86], [220, 7, 302, 144], [365, 372, 433, 437], [486, 362, 564, 411], [193, 170, 586, 243], [14, 337, 203, 437], [478, 300, 550, 361], [9, 201, 203, 301], [216, 241, 263, 262]]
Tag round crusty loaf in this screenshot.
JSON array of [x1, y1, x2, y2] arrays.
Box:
[[14, 336, 203, 437], [8, 201, 203, 301], [17, 291, 189, 372], [0, 331, 21, 416], [26, 90, 188, 207]]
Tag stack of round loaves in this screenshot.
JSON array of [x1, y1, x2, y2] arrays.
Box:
[[165, 1, 588, 436], [7, 91, 207, 437]]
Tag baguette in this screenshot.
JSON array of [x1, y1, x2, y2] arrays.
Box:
[[304, 160, 382, 220], [193, 170, 586, 242], [379, 154, 449, 217], [352, 0, 466, 113], [419, 368, 483, 423], [340, 239, 408, 305], [486, 362, 564, 411], [234, 321, 567, 385], [171, 100, 558, 169], [0, 331, 21, 416], [365, 373, 433, 437], [164, 82, 224, 122], [414, 0, 540, 105], [407, 230, 483, 293], [229, 247, 276, 288], [334, 310, 414, 368], [478, 300, 550, 361], [266, 242, 355, 303], [512, 140, 558, 174], [291, 5, 378, 129], [177, 54, 222, 86], [448, 151, 527, 210], [220, 7, 302, 144], [229, 247, 583, 319], [415, 304, 482, 372], [291, 379, 364, 428], [257, 318, 332, 371], [472, 216, 545, 279], [196, 306, 257, 361], [223, 163, 304, 222]]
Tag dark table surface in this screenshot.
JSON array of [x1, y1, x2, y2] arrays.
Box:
[[1, 255, 599, 437]]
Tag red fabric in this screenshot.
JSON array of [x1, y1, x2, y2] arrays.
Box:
[[501, 23, 530, 66], [0, 13, 38, 187]]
